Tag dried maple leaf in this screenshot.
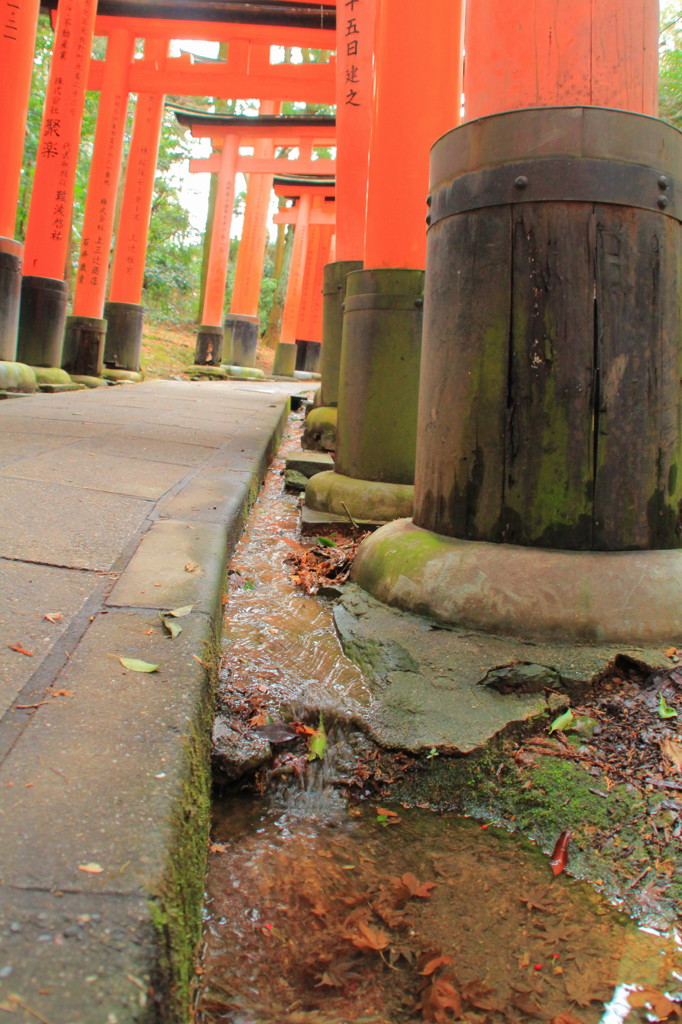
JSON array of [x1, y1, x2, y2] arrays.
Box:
[[460, 980, 501, 1012], [7, 643, 34, 657], [391, 872, 436, 902], [550, 1015, 588, 1024], [420, 955, 454, 976], [417, 976, 463, 1022], [660, 735, 682, 772], [347, 920, 390, 952], [44, 612, 63, 623], [628, 988, 682, 1020]]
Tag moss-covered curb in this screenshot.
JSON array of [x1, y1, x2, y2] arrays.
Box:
[[0, 360, 37, 392]]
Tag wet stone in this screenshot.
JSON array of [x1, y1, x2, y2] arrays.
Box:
[[212, 719, 271, 781], [480, 661, 562, 694]]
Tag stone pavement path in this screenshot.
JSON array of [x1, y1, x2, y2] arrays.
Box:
[[0, 378, 310, 1023]]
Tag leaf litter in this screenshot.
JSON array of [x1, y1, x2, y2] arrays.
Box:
[[196, 803, 680, 1024]]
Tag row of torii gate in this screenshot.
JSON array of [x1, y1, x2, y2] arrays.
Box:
[[3, 0, 682, 645]]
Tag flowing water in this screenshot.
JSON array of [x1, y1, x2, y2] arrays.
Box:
[[196, 415, 682, 1024]]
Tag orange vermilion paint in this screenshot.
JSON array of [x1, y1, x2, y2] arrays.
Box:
[[108, 39, 168, 305], [0, 0, 41, 240], [463, 0, 659, 121], [201, 135, 240, 327], [279, 192, 314, 346], [23, 0, 99, 278], [334, 0, 376, 262], [230, 98, 280, 319], [363, 0, 463, 269], [72, 26, 135, 317]]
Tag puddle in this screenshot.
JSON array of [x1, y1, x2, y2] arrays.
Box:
[[197, 791, 681, 1024], [199, 418, 682, 1023]]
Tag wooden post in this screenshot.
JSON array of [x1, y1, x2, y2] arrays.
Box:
[[0, 0, 40, 359], [105, 38, 168, 372], [363, 0, 463, 269], [200, 134, 240, 329], [18, 0, 98, 367], [463, 0, 659, 121]]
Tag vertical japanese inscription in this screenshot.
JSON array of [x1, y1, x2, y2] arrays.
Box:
[[344, 0, 363, 106]]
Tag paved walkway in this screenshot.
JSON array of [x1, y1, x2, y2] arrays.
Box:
[[0, 378, 311, 1023]]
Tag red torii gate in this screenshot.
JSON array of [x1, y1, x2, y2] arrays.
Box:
[[271, 175, 335, 376], [13, 0, 336, 380], [177, 111, 336, 369]]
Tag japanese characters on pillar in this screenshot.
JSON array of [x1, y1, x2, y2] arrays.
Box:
[[335, 0, 374, 261], [108, 89, 165, 304], [201, 135, 239, 327], [0, 0, 40, 240], [73, 28, 134, 317], [23, 0, 98, 278]]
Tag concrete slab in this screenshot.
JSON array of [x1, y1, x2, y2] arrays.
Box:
[[0, 560, 98, 712], [105, 520, 228, 615], [74, 433, 214, 467], [0, 478, 152, 570], [0, 609, 211, 894], [0, 432, 76, 468], [157, 466, 255, 527], [0, 450, 189, 500]]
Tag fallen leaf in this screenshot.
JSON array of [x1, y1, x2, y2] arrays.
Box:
[[209, 843, 227, 853], [51, 689, 73, 698], [253, 723, 298, 743], [550, 1015, 588, 1024], [658, 693, 678, 719], [159, 612, 182, 639], [7, 643, 34, 657], [665, 647, 678, 658], [660, 735, 682, 772], [376, 807, 400, 818], [550, 830, 571, 876], [392, 872, 436, 900], [316, 536, 336, 548], [420, 955, 453, 976], [549, 708, 574, 734], [166, 605, 193, 618], [118, 657, 159, 673], [44, 613, 63, 623], [308, 713, 327, 761], [348, 920, 389, 951], [184, 562, 199, 573], [78, 862, 104, 874], [628, 987, 682, 1020]]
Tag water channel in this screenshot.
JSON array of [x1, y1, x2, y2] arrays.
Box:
[[194, 413, 681, 1024]]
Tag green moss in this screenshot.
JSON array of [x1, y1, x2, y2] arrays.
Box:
[[354, 527, 449, 593], [149, 634, 216, 1023]]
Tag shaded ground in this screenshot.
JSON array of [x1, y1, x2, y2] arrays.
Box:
[[140, 321, 276, 379]]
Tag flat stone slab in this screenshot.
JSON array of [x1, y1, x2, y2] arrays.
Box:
[[0, 448, 189, 499], [285, 450, 334, 477], [106, 519, 228, 616], [335, 584, 666, 753], [0, 560, 98, 714], [0, 477, 152, 570]]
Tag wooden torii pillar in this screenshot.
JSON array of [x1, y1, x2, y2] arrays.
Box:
[[178, 112, 336, 369], [0, 0, 40, 363], [62, 24, 136, 382], [103, 38, 170, 379], [17, 0, 99, 372], [295, 222, 335, 371], [354, 0, 682, 647], [271, 177, 336, 377], [306, 0, 463, 518]]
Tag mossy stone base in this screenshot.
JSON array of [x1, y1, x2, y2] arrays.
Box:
[[0, 361, 37, 393], [103, 368, 144, 383], [30, 366, 72, 386], [188, 365, 229, 379], [272, 342, 296, 377], [302, 406, 337, 451], [352, 518, 682, 643], [69, 374, 109, 388], [221, 364, 265, 380], [306, 470, 414, 523]]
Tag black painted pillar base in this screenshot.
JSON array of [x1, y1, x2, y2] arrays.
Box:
[[194, 324, 224, 366], [295, 339, 321, 373], [103, 301, 144, 371], [224, 313, 258, 367], [61, 315, 107, 378], [321, 259, 363, 406], [0, 237, 23, 362], [17, 275, 69, 367]]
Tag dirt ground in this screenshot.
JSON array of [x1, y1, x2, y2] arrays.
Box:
[[140, 321, 276, 378]]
